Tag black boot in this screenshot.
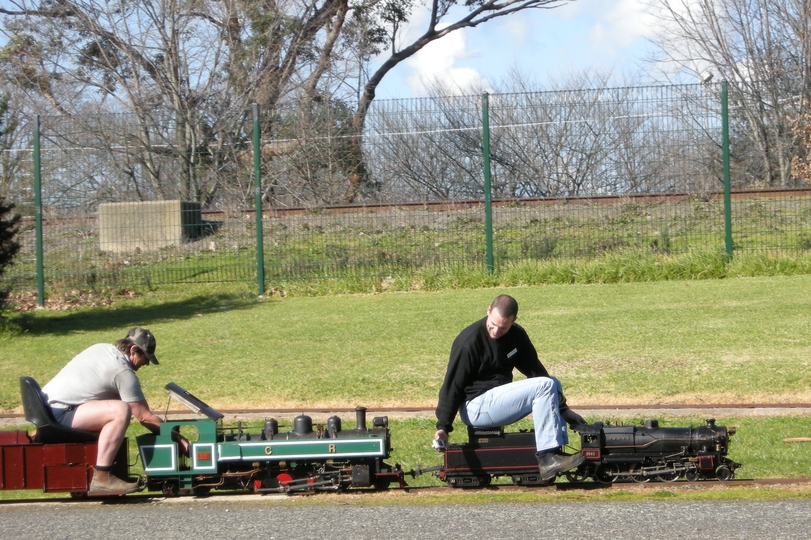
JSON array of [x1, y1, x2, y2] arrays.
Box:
[[536, 450, 586, 482]]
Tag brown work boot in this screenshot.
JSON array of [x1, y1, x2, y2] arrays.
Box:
[[536, 450, 586, 482], [88, 467, 141, 497]]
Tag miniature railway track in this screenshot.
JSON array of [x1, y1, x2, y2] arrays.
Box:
[[3, 403, 811, 422], [1, 478, 809, 505], [209, 403, 811, 415]]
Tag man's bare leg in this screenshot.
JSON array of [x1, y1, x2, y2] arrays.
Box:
[[71, 400, 140, 494]]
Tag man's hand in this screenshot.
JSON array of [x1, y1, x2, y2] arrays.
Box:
[[562, 408, 586, 426], [432, 429, 448, 451]]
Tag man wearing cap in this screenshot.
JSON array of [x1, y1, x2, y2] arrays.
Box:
[[42, 327, 182, 496]]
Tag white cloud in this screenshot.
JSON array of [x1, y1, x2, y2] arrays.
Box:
[[403, 26, 492, 96], [602, 0, 658, 43], [578, 0, 656, 64], [482, 0, 656, 78], [498, 16, 532, 48], [373, 0, 658, 98]]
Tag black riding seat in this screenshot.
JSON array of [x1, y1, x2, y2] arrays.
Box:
[[19, 376, 97, 444]]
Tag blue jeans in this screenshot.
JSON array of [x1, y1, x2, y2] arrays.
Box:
[[459, 377, 568, 453]]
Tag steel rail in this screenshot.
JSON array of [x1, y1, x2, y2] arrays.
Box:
[[1, 477, 810, 506], [4, 403, 811, 420]]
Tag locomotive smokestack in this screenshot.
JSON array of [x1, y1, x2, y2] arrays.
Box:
[[355, 406, 367, 431]]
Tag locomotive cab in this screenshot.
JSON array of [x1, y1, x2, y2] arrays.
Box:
[[137, 384, 224, 495]]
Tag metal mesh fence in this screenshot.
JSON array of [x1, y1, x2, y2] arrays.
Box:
[[1, 83, 810, 294], [729, 192, 811, 251]]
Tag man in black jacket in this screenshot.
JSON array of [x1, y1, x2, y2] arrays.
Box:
[[434, 294, 586, 481]]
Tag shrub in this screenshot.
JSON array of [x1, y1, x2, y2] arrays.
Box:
[[0, 196, 21, 316]]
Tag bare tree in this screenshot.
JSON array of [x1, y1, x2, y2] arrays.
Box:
[[345, 0, 577, 201], [646, 0, 811, 188], [0, 92, 25, 199], [365, 92, 485, 202], [0, 0, 246, 206], [365, 67, 726, 202], [1, 0, 578, 208]]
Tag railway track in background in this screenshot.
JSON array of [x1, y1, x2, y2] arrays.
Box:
[[3, 403, 811, 423]]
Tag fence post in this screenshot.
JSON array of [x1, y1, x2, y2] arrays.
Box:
[[33, 116, 44, 307], [252, 104, 266, 295], [721, 81, 733, 257], [481, 93, 494, 273]]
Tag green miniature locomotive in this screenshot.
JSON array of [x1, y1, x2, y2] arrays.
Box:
[[137, 383, 405, 495]]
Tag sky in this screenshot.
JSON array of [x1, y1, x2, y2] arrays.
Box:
[[373, 0, 659, 99]]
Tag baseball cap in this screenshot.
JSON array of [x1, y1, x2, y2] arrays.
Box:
[[126, 327, 159, 365]]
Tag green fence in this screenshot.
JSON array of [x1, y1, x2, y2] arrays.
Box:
[[2, 83, 810, 298]]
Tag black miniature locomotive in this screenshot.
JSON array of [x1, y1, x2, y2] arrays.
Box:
[[438, 419, 741, 487], [571, 418, 741, 483]]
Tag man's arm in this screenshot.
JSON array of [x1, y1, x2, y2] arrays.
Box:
[[129, 400, 190, 454], [557, 392, 586, 425], [435, 341, 477, 434], [512, 326, 549, 378], [129, 400, 162, 433]]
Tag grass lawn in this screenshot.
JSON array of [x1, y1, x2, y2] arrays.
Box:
[[2, 275, 810, 411], [1, 275, 810, 500]]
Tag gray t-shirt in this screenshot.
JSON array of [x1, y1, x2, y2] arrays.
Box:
[[42, 343, 146, 406]]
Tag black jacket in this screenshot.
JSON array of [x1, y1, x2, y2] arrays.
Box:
[[435, 317, 550, 433]]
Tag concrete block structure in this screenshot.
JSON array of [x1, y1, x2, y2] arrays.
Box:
[[99, 200, 202, 253]]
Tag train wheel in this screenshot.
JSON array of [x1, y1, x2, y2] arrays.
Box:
[[162, 481, 180, 497], [70, 491, 88, 500], [373, 478, 391, 491], [595, 464, 619, 484], [629, 464, 650, 483], [193, 486, 211, 497], [715, 465, 733, 481], [655, 473, 679, 482], [449, 475, 491, 488], [565, 466, 591, 483], [685, 469, 702, 482]]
